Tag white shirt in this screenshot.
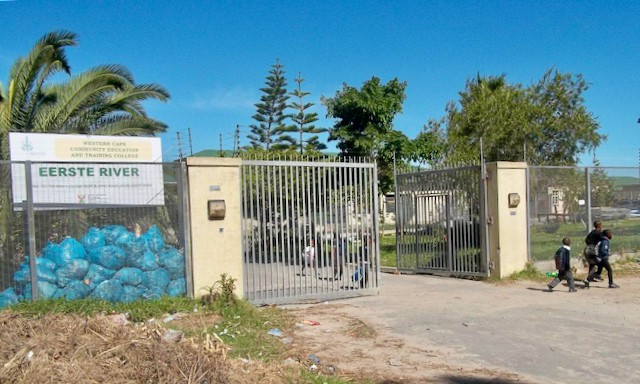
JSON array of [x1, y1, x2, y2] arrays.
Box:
[[304, 245, 315, 259]]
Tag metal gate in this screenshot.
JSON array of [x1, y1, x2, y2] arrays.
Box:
[[395, 165, 489, 277], [241, 157, 380, 305]]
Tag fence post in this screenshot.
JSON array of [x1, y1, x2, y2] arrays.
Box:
[[585, 167, 592, 233], [176, 161, 193, 298], [525, 165, 532, 262], [25, 161, 38, 301], [480, 154, 491, 276]]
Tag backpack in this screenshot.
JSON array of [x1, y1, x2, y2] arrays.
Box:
[[584, 242, 602, 265]]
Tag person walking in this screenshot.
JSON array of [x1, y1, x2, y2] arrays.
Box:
[[547, 237, 577, 292], [584, 220, 604, 281], [583, 229, 620, 289]]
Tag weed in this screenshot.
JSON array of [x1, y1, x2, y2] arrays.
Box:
[[200, 273, 237, 307], [508, 262, 547, 281]]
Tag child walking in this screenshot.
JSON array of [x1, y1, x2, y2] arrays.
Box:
[[547, 237, 577, 292]]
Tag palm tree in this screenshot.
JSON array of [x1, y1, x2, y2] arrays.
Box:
[[0, 30, 170, 160], [0, 31, 171, 290]]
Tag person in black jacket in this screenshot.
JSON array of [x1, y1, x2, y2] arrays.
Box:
[[547, 237, 577, 292], [584, 229, 620, 289], [584, 220, 604, 281]]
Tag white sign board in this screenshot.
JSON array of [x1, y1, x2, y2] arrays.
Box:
[[9, 132, 165, 207]]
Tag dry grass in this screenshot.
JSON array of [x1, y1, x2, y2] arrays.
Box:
[[0, 312, 231, 384], [345, 318, 377, 339]]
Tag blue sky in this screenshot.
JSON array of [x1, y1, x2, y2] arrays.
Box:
[[2, 0, 639, 166]]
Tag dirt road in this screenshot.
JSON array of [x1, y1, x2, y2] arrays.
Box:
[[284, 273, 640, 383]]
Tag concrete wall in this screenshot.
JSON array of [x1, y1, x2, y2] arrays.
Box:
[[486, 162, 528, 278], [186, 157, 243, 298]]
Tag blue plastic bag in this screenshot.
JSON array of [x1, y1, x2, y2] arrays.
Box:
[[88, 245, 126, 270], [91, 280, 124, 302], [81, 227, 106, 251], [14, 264, 57, 285], [42, 242, 62, 264], [27, 256, 57, 271], [113, 267, 145, 286], [23, 281, 58, 300], [122, 285, 144, 303], [128, 250, 159, 271], [84, 264, 117, 290], [142, 268, 171, 292], [0, 288, 19, 309], [54, 280, 91, 300], [55, 237, 87, 266], [142, 225, 165, 253], [157, 247, 185, 280], [55, 259, 90, 287], [168, 278, 186, 297], [114, 230, 135, 247], [123, 237, 150, 262], [101, 225, 128, 245], [141, 286, 165, 300]]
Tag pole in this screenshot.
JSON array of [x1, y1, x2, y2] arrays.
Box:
[[25, 161, 38, 301], [176, 131, 183, 160], [586, 167, 592, 235], [234, 125, 240, 157], [188, 127, 193, 156]]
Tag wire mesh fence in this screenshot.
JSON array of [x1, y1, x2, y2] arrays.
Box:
[[0, 161, 190, 306], [528, 166, 640, 261]]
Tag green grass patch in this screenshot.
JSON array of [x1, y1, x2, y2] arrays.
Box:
[[530, 218, 640, 261], [9, 295, 196, 322], [379, 234, 396, 267], [507, 262, 547, 281]]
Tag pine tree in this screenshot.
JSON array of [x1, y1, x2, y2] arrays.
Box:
[[288, 72, 327, 155], [248, 60, 290, 151]]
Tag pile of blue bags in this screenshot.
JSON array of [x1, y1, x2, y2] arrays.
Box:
[[0, 225, 186, 309]]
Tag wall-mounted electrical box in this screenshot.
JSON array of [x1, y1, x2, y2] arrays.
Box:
[[208, 200, 226, 220]]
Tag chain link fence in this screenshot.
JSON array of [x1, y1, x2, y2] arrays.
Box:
[[528, 166, 640, 261], [0, 161, 190, 306]]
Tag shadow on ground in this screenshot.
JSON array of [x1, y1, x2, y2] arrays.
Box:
[[436, 375, 532, 384]]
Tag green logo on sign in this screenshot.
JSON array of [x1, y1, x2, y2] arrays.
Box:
[[21, 137, 34, 152]]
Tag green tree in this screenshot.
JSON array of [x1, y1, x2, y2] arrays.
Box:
[[445, 74, 530, 163], [0, 30, 170, 159], [590, 159, 614, 207], [322, 77, 408, 194], [444, 69, 604, 165], [527, 69, 604, 165], [248, 60, 290, 151], [0, 30, 171, 289], [409, 118, 447, 169], [287, 72, 327, 155]]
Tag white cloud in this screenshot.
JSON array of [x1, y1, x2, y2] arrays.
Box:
[[189, 86, 256, 111]]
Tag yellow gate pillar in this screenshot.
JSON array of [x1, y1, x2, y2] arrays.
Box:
[[486, 162, 529, 278], [186, 157, 243, 298]]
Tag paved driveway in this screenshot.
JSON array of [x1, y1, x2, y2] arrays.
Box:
[[306, 273, 640, 383]]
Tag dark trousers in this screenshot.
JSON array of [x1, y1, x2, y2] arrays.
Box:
[[587, 258, 613, 285], [595, 263, 603, 277], [333, 253, 344, 279], [548, 270, 575, 290]]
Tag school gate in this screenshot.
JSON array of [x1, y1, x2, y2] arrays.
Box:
[[241, 158, 380, 305], [395, 165, 490, 278]]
